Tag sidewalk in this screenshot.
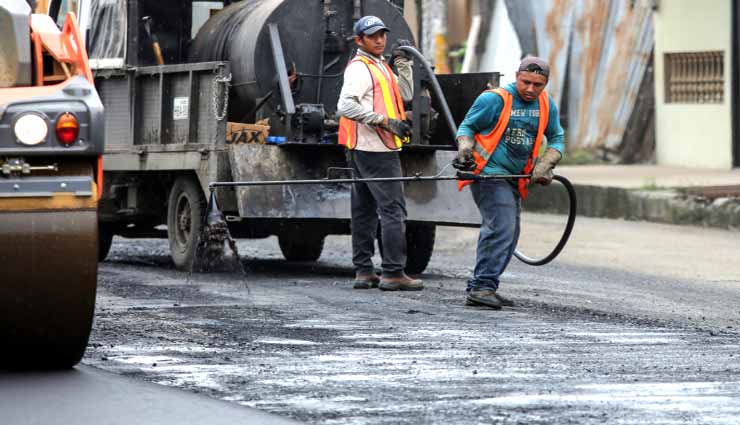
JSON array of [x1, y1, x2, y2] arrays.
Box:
[[526, 165, 740, 230]]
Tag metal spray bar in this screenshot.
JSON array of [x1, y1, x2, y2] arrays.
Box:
[[208, 168, 531, 190]]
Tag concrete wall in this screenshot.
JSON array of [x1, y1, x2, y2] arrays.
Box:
[[654, 0, 734, 169]]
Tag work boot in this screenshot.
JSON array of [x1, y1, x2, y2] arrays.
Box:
[[493, 292, 515, 307], [353, 272, 380, 289], [379, 274, 424, 291], [465, 289, 503, 309]]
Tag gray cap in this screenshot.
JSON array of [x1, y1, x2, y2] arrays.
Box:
[[354, 16, 390, 36], [518, 56, 550, 79]]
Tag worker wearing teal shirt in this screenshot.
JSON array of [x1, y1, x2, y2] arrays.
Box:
[[456, 85, 565, 176], [453, 56, 565, 309]]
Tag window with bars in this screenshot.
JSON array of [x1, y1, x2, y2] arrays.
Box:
[[664, 51, 724, 103]]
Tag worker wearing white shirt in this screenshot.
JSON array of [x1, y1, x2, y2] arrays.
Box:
[[336, 15, 422, 291]]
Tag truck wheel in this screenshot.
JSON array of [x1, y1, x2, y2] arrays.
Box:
[[377, 223, 436, 275], [167, 176, 206, 270], [404, 223, 436, 274], [278, 234, 325, 262], [99, 223, 114, 261]]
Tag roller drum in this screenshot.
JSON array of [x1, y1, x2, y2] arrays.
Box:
[[0, 167, 98, 369]]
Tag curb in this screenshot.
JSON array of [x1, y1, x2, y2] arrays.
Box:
[[524, 184, 740, 231]]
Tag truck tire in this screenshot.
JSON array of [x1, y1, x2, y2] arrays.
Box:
[[377, 223, 436, 275], [167, 176, 206, 270], [404, 223, 436, 274], [99, 223, 114, 261], [278, 234, 325, 262]]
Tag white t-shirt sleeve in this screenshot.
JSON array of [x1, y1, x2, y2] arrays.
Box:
[[337, 61, 384, 125]]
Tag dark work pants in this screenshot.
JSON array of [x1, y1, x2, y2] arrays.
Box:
[[348, 150, 407, 278]]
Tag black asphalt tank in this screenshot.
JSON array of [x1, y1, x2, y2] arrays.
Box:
[[189, 0, 414, 122]]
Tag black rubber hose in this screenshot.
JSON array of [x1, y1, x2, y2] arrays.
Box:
[[514, 175, 577, 266], [208, 173, 577, 266], [398, 46, 458, 148]]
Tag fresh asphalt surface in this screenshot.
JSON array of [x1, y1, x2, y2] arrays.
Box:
[[67, 213, 740, 425]]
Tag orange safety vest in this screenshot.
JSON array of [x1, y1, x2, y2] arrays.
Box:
[[338, 55, 409, 150], [458, 87, 550, 200]]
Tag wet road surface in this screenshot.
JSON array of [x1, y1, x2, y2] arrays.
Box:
[[84, 214, 740, 424]]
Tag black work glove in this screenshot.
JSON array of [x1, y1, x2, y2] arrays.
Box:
[[391, 39, 414, 60], [452, 156, 476, 172], [385, 118, 412, 139]]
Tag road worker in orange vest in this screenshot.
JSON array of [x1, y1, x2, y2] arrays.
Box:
[[453, 56, 565, 309], [337, 16, 422, 291]]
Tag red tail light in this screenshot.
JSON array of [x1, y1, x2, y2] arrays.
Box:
[[56, 113, 79, 146]]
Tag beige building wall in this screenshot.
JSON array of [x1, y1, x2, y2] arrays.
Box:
[[653, 0, 734, 169]]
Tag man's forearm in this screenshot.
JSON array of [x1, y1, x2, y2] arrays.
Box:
[[545, 134, 565, 156], [337, 94, 385, 125], [394, 57, 413, 102]]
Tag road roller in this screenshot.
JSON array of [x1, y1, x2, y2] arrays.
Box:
[[0, 1, 104, 369]]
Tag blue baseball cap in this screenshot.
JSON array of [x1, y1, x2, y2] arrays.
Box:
[[354, 16, 389, 36]]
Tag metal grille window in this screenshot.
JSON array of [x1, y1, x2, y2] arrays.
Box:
[[664, 51, 724, 103]]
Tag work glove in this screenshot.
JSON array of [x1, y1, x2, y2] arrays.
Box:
[[384, 118, 412, 139], [532, 148, 562, 185], [452, 136, 476, 171], [391, 39, 414, 60]]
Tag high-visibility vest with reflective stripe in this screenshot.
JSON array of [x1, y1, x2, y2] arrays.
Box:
[[338, 55, 409, 150], [458, 87, 550, 200]]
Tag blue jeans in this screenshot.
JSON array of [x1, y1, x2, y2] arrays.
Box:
[[467, 180, 521, 291]]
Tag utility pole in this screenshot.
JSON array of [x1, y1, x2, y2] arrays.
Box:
[[471, 0, 493, 57], [421, 0, 450, 73]]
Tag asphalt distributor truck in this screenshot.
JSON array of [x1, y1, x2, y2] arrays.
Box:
[[70, 0, 574, 272], [0, 0, 104, 368]]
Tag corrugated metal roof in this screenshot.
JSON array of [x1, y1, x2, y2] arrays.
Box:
[[505, 0, 654, 151]]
